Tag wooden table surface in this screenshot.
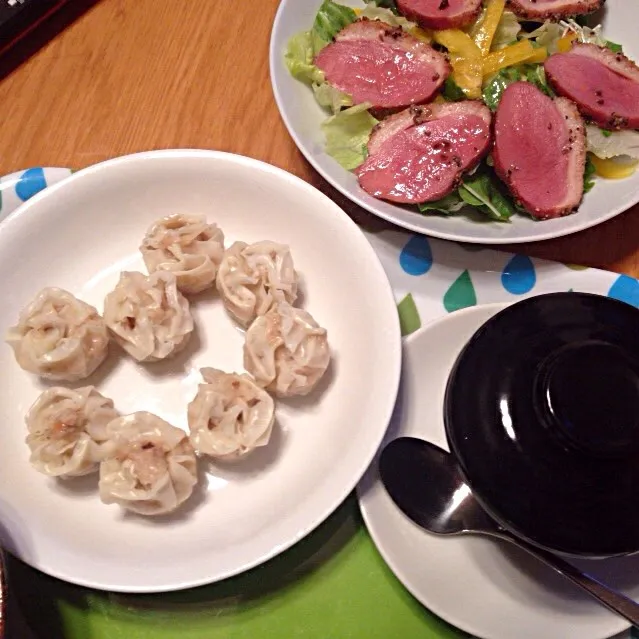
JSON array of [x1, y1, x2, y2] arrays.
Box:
[[0, 0, 637, 275]]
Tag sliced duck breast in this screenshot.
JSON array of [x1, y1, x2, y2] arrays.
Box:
[[314, 19, 450, 110], [507, 0, 603, 20], [493, 82, 586, 220], [396, 0, 482, 29], [356, 101, 492, 204], [545, 43, 639, 130]]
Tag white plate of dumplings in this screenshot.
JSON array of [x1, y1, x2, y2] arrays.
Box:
[[0, 150, 401, 593]]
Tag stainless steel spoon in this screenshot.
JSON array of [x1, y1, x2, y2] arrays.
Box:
[[379, 436, 639, 626]]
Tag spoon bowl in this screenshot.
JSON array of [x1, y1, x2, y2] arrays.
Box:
[[378, 436, 495, 536]]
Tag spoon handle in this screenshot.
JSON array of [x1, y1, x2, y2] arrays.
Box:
[[503, 532, 639, 625]]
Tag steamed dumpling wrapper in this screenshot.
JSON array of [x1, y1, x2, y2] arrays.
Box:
[[6, 288, 109, 381], [140, 213, 225, 294], [99, 412, 198, 516], [103, 271, 194, 362], [216, 241, 298, 327], [188, 368, 275, 459], [26, 386, 119, 478], [243, 302, 330, 397]]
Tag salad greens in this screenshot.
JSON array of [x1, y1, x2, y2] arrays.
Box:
[[482, 64, 551, 111], [442, 77, 467, 102], [418, 168, 515, 222], [358, 4, 416, 29], [311, 0, 357, 53], [363, 0, 400, 14], [489, 10, 521, 50], [583, 156, 597, 193], [458, 171, 516, 221], [284, 0, 358, 113], [286, 0, 635, 223], [605, 40, 623, 54], [321, 104, 379, 170]]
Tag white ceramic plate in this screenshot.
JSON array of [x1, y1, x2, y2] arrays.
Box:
[[269, 0, 639, 244], [358, 304, 639, 639], [0, 150, 402, 593]]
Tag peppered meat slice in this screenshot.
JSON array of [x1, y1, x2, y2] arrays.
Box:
[[355, 101, 492, 204], [507, 0, 604, 20], [544, 43, 639, 130], [493, 82, 586, 220], [314, 19, 450, 111], [396, 0, 482, 29]]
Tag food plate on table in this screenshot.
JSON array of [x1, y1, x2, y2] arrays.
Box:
[[270, 0, 639, 243], [0, 150, 401, 593], [358, 303, 639, 639]]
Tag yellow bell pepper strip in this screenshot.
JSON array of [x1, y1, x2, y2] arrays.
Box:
[[590, 154, 639, 179], [526, 46, 548, 64], [433, 29, 483, 99], [450, 56, 483, 99], [434, 28, 481, 58], [470, 0, 506, 57], [557, 32, 577, 53], [409, 26, 433, 43], [482, 40, 535, 76]]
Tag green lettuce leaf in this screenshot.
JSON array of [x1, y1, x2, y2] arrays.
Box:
[[363, 0, 400, 15], [605, 40, 623, 53], [491, 10, 522, 51], [359, 4, 416, 30], [285, 31, 325, 85], [521, 22, 564, 54], [442, 77, 466, 102], [418, 193, 466, 215], [285, 27, 354, 114], [583, 155, 596, 193], [322, 103, 379, 170], [482, 67, 520, 111], [458, 170, 515, 222], [312, 82, 353, 114], [420, 166, 516, 221], [312, 0, 357, 54], [525, 65, 552, 95], [482, 64, 552, 111]]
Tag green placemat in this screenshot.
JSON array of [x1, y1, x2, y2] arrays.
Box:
[[6, 496, 462, 639]]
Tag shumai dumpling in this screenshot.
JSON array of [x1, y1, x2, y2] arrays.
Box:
[[140, 213, 225, 294], [26, 386, 118, 478], [6, 288, 109, 381], [187, 368, 275, 460], [99, 412, 198, 516], [103, 271, 194, 362], [243, 302, 330, 397], [216, 241, 298, 327]]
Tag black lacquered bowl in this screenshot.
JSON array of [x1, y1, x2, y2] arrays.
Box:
[[444, 292, 639, 558]]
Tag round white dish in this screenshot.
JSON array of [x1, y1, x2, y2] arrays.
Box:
[[358, 304, 639, 639], [0, 149, 402, 593], [269, 0, 639, 244]]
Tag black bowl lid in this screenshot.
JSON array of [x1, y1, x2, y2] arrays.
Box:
[[444, 292, 639, 557]]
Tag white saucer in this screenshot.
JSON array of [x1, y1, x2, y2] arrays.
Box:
[[358, 304, 639, 639]]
